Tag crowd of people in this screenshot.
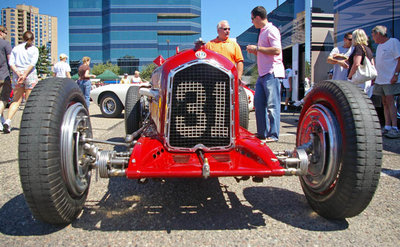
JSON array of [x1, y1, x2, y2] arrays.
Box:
[[0, 7, 399, 140], [325, 26, 400, 138]]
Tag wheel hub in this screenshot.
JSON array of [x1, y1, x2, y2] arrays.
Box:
[[61, 103, 93, 197], [103, 98, 116, 114], [297, 104, 341, 193]]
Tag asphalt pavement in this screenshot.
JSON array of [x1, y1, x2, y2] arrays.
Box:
[[0, 103, 399, 246]]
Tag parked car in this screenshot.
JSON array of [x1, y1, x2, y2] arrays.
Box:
[[17, 40, 382, 225], [90, 83, 149, 118]]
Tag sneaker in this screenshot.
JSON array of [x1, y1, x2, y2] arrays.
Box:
[[0, 123, 3, 132], [3, 119, 11, 134], [264, 137, 278, 143], [293, 100, 303, 107], [382, 128, 389, 135], [385, 129, 400, 139]]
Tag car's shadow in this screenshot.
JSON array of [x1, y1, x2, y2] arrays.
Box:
[[72, 178, 347, 232], [243, 187, 348, 231], [0, 180, 348, 236], [0, 194, 63, 236]]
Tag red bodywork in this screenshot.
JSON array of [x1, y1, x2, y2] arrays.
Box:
[[125, 44, 285, 179]]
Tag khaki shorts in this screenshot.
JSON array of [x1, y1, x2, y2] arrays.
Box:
[[0, 76, 12, 102], [373, 83, 400, 96], [284, 87, 292, 99]]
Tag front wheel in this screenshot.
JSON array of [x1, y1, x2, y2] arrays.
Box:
[[125, 86, 145, 135], [238, 86, 249, 129], [19, 78, 92, 224], [297, 80, 382, 219]]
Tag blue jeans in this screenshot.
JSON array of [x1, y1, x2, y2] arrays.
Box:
[[254, 73, 281, 140], [77, 79, 91, 108]]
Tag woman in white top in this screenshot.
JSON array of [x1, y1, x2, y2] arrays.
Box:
[[2, 31, 39, 133], [132, 71, 142, 83]]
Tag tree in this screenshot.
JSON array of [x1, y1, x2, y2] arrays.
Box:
[[37, 45, 51, 76], [140, 63, 157, 81], [92, 62, 120, 75]]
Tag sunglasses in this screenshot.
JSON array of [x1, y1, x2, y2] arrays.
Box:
[[220, 28, 230, 31]]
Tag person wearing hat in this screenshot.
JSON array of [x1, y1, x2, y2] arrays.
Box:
[[53, 53, 71, 78], [120, 73, 130, 84]]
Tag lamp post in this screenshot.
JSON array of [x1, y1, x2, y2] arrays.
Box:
[[166, 39, 170, 57]]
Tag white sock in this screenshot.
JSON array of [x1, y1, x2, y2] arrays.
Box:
[[284, 106, 288, 110], [393, 127, 399, 131], [384, 125, 391, 130]]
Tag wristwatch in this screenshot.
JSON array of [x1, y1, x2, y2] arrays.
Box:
[[395, 72, 399, 76]]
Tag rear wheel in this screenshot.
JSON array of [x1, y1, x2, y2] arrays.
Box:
[[99, 93, 123, 118], [19, 78, 92, 224], [297, 80, 382, 219], [238, 86, 249, 129]]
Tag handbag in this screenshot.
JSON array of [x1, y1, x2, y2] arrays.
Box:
[[351, 46, 377, 84]]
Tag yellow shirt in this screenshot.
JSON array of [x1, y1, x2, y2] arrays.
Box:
[[120, 78, 130, 84], [205, 38, 244, 64]]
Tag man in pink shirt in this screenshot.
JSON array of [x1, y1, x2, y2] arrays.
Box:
[[247, 6, 285, 142]]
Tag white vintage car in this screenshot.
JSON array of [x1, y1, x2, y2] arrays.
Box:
[[91, 82, 253, 117], [90, 83, 148, 118]]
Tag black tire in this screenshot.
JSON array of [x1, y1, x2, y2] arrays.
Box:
[[238, 86, 249, 129], [19, 78, 92, 224], [395, 95, 400, 128], [296, 80, 382, 219], [99, 92, 123, 118], [125, 86, 142, 135]]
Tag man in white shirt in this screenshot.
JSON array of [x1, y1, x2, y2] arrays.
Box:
[[372, 25, 400, 139], [327, 32, 353, 80], [53, 53, 71, 78]]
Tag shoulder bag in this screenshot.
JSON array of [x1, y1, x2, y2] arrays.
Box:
[[351, 45, 377, 84]]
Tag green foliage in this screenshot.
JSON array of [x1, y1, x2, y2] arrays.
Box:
[[141, 63, 158, 81], [37, 45, 51, 76], [305, 60, 311, 79], [92, 62, 120, 75]]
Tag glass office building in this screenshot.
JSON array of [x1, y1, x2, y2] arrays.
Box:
[[69, 0, 201, 71]]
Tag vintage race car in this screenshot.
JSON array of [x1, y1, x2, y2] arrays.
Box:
[[18, 40, 382, 225], [90, 82, 150, 118]]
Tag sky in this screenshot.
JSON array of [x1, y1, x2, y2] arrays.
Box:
[[1, 0, 278, 57]]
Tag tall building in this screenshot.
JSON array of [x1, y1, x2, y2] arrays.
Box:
[[1, 4, 58, 65], [69, 0, 201, 72]]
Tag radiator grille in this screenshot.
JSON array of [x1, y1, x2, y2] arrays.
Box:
[[169, 63, 231, 149]]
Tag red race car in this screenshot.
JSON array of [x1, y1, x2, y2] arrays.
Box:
[[18, 40, 382, 225]]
